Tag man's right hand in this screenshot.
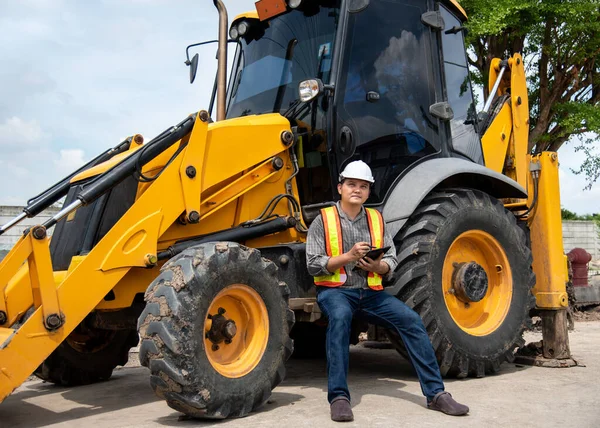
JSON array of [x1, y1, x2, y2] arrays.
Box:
[[347, 242, 372, 261]]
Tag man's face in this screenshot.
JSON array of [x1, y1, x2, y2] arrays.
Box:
[[337, 179, 370, 206]]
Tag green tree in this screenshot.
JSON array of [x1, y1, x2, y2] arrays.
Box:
[[561, 207, 579, 220], [461, 0, 600, 185]]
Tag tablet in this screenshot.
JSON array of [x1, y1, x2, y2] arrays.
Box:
[[364, 246, 391, 260]]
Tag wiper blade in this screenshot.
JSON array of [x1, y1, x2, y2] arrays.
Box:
[[274, 39, 298, 112], [283, 98, 310, 120]]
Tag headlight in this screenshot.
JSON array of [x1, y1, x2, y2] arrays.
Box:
[[288, 0, 303, 8], [238, 21, 249, 36], [229, 26, 239, 40], [298, 79, 323, 102]]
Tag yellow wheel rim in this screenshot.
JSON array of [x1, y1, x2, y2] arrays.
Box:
[[442, 230, 512, 336], [205, 284, 269, 378]]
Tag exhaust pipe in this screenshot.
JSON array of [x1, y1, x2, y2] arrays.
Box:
[[213, 0, 228, 121]]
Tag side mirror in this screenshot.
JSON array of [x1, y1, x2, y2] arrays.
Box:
[[298, 79, 324, 103], [187, 53, 199, 84]]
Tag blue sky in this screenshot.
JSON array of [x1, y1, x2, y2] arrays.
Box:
[[0, 0, 599, 214]]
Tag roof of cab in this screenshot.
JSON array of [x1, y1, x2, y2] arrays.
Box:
[[232, 0, 466, 26]]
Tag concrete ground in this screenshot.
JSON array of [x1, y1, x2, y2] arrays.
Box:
[[2, 322, 599, 428]]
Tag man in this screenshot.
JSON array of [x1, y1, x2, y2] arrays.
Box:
[[306, 160, 469, 422]]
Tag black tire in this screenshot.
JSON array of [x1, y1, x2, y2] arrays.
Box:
[[35, 325, 138, 386], [387, 188, 535, 378], [138, 242, 294, 419]]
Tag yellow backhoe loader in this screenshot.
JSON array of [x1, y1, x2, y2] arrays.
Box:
[[0, 0, 571, 419]]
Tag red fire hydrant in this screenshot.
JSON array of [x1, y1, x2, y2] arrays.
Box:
[[567, 248, 592, 287]]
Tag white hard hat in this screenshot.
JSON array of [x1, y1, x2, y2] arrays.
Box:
[[339, 160, 374, 183]]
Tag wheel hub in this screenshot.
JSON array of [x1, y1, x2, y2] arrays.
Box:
[[452, 262, 489, 303], [206, 307, 237, 348]]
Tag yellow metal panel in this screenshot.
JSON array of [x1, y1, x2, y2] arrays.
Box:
[[3, 265, 33, 326], [200, 158, 280, 220], [28, 234, 61, 323], [529, 152, 569, 309], [95, 266, 162, 310], [159, 114, 292, 244], [481, 102, 512, 173], [0, 327, 15, 347], [100, 210, 163, 271], [203, 114, 290, 189], [0, 236, 33, 319], [509, 54, 529, 190], [179, 113, 208, 220]]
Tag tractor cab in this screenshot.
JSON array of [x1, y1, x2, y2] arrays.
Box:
[[225, 0, 481, 205]]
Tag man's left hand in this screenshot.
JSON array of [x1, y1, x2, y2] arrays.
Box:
[[357, 253, 389, 275]]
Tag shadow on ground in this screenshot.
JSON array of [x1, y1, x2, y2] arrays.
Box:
[[1, 345, 530, 427], [1, 368, 160, 427], [281, 344, 530, 410]]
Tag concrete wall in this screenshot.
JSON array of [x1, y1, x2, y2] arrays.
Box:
[[0, 206, 60, 252], [562, 220, 600, 260]]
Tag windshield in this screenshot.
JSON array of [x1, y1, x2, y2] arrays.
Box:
[[226, 2, 340, 119]]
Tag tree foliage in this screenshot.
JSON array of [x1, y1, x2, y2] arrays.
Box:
[[561, 207, 600, 220], [461, 0, 600, 173]]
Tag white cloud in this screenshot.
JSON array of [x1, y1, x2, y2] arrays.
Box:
[[54, 149, 86, 174], [0, 117, 46, 149]]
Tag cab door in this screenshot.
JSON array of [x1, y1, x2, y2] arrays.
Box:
[[334, 0, 443, 203]]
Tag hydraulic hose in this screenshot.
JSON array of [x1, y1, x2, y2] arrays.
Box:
[[76, 115, 194, 205]]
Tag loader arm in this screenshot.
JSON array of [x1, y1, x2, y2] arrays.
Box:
[[481, 54, 570, 360], [0, 110, 297, 402]]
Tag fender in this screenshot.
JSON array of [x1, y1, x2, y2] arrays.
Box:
[[382, 158, 527, 237]]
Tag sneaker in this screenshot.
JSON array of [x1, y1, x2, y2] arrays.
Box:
[[427, 392, 469, 416]]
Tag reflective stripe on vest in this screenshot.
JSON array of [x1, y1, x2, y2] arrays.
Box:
[[314, 206, 385, 290], [314, 206, 348, 286], [365, 208, 384, 291]]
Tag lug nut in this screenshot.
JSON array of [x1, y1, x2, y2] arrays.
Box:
[[144, 254, 158, 267], [186, 166, 197, 178], [212, 344, 220, 351], [45, 314, 63, 331], [223, 320, 237, 340], [272, 156, 284, 171], [280, 130, 294, 146], [188, 211, 200, 223], [199, 110, 210, 123], [218, 307, 226, 315], [32, 226, 47, 240]]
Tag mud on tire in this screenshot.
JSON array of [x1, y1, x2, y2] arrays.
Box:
[[138, 242, 294, 419], [387, 188, 536, 378]]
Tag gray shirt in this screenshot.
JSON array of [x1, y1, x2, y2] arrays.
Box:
[[306, 201, 398, 289]]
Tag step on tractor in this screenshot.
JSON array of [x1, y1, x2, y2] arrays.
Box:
[[0, 0, 571, 419]]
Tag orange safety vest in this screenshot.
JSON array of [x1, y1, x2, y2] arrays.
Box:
[[314, 205, 385, 291]]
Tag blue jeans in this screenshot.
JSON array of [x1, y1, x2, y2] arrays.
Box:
[[316, 287, 445, 403]]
